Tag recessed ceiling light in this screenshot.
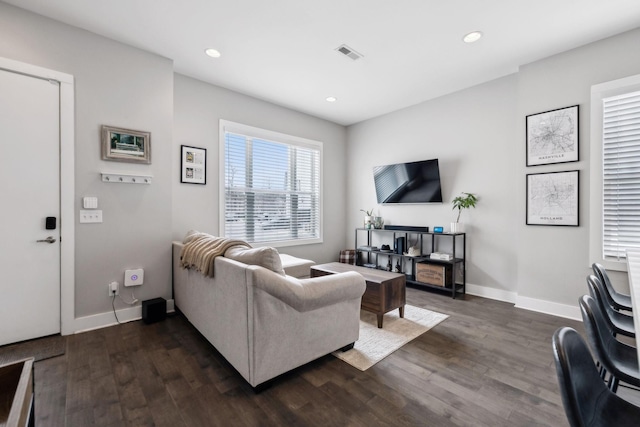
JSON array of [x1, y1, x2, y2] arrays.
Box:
[[204, 48, 221, 58], [463, 31, 483, 43], [326, 96, 337, 103]]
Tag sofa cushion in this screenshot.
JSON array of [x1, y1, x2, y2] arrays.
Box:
[[279, 254, 315, 278], [225, 246, 286, 276]]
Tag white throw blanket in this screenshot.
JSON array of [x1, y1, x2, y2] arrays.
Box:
[[180, 232, 250, 277]]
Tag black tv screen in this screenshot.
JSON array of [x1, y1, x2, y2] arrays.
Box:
[[373, 158, 443, 204]]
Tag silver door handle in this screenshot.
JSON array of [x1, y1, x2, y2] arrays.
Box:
[[36, 236, 56, 244]]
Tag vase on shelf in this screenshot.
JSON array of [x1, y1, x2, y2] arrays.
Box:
[[450, 222, 464, 233], [364, 216, 373, 229], [373, 216, 384, 229]]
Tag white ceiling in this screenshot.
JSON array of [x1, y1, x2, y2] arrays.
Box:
[[5, 0, 640, 125]]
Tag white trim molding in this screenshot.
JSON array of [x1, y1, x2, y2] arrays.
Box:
[[467, 283, 580, 321], [589, 73, 640, 273], [218, 119, 324, 248], [73, 299, 176, 334], [515, 295, 581, 321], [466, 284, 517, 304], [0, 57, 76, 336]]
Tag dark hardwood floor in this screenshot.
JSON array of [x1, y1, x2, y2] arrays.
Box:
[[34, 288, 592, 426]]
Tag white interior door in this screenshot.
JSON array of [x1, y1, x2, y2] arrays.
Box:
[[0, 68, 61, 346]]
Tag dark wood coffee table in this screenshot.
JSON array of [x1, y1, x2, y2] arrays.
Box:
[[310, 262, 406, 328]]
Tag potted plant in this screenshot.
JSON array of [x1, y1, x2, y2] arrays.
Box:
[[360, 208, 374, 229], [451, 192, 478, 233]]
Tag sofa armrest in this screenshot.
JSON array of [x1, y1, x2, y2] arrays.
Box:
[[251, 268, 366, 312]]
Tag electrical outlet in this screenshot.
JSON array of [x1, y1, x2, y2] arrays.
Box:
[[108, 281, 119, 297]]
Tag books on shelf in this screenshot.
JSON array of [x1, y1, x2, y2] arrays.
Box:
[[429, 252, 453, 261], [357, 245, 378, 251]]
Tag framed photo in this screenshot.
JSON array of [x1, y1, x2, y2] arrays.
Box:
[[180, 145, 206, 185], [526, 105, 579, 166], [101, 125, 151, 164], [527, 170, 579, 226]]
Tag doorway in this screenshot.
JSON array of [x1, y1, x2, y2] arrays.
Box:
[[0, 57, 75, 341]]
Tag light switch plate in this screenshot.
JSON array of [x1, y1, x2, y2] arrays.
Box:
[[83, 197, 98, 209], [79, 210, 103, 223]]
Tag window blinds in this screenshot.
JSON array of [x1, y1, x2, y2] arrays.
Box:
[[223, 130, 321, 245], [602, 90, 640, 260]]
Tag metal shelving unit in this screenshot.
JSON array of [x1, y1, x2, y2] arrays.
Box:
[[355, 227, 466, 298]]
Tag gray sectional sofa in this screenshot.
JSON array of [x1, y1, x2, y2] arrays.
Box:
[[172, 241, 366, 388]]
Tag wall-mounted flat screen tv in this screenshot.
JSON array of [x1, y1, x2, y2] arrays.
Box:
[[373, 158, 443, 204]]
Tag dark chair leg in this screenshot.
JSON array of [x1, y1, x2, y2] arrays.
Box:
[[597, 362, 607, 380]]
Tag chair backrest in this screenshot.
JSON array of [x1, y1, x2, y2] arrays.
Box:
[[579, 295, 618, 371], [592, 262, 609, 286], [586, 275, 619, 332], [592, 263, 618, 305], [552, 327, 640, 427]]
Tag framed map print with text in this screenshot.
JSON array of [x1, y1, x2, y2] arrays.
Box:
[[527, 170, 579, 226], [526, 105, 579, 166]]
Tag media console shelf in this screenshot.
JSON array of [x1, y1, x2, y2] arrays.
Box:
[[355, 227, 466, 298]]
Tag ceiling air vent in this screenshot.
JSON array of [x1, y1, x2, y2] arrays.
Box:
[[335, 44, 363, 61]]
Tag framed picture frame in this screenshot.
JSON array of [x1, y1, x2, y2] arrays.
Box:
[[180, 145, 206, 185], [526, 170, 579, 226], [526, 105, 579, 166], [101, 125, 151, 164]]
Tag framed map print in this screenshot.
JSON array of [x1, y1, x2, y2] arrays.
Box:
[[527, 170, 579, 226], [526, 105, 579, 166]]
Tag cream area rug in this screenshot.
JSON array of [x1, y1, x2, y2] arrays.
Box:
[[333, 304, 448, 371]]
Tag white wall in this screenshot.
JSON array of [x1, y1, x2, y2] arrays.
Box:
[[348, 27, 640, 318], [173, 74, 349, 263], [0, 3, 174, 321], [347, 76, 519, 300], [3, 1, 640, 325], [514, 28, 640, 311], [0, 3, 348, 331]]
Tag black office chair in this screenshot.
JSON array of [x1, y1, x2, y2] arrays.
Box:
[[586, 275, 635, 338], [552, 327, 640, 427], [592, 263, 633, 312], [579, 295, 640, 393]]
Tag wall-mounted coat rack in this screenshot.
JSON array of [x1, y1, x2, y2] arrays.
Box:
[[101, 173, 152, 184]]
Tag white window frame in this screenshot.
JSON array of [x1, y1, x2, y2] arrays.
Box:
[[590, 73, 640, 272], [219, 119, 323, 248]]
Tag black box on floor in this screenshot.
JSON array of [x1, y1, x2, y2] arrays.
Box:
[[142, 298, 166, 324]]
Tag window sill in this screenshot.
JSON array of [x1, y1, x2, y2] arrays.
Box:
[[250, 237, 323, 249], [600, 258, 628, 273]]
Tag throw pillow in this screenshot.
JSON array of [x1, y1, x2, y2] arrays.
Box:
[[225, 246, 286, 276]]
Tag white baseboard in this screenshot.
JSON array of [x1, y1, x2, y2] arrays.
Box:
[[466, 283, 517, 303], [66, 289, 580, 335], [515, 295, 581, 321], [465, 284, 580, 321], [70, 298, 176, 335]]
